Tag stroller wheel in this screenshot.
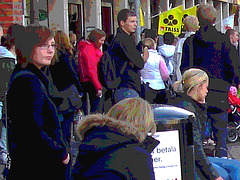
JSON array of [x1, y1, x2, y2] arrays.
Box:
[[227, 128, 238, 143]]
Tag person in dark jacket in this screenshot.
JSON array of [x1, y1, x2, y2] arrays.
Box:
[[50, 30, 83, 145], [72, 97, 158, 179], [7, 25, 70, 179], [112, 9, 149, 103], [181, 4, 240, 157], [171, 68, 240, 180]]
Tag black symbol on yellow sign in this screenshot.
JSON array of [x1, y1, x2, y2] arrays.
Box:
[[163, 15, 178, 26]]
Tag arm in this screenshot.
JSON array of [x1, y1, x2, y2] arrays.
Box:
[[119, 36, 144, 70], [159, 56, 169, 81]]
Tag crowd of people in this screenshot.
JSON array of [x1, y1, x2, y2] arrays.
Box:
[[1, 3, 240, 180]]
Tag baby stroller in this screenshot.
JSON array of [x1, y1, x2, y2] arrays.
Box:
[[227, 87, 240, 143]]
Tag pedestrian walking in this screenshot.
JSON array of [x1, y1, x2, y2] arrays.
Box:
[[72, 97, 158, 179], [112, 9, 149, 103], [77, 28, 106, 115], [181, 4, 240, 157], [7, 25, 70, 179]]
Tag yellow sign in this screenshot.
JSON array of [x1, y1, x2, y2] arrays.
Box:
[[158, 5, 183, 36], [140, 6, 145, 26], [158, 5, 198, 36]]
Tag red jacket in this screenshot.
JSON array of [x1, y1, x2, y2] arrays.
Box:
[[228, 91, 240, 113], [77, 40, 103, 91]]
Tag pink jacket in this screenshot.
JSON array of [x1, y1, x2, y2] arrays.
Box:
[[77, 40, 103, 91]]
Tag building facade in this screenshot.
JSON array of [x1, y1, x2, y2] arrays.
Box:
[[0, 0, 240, 42]]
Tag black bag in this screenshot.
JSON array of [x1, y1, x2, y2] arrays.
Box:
[[98, 37, 127, 90]]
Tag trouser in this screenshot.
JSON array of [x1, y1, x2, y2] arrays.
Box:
[[143, 82, 167, 104], [81, 82, 101, 115], [114, 88, 139, 104], [207, 90, 228, 157]]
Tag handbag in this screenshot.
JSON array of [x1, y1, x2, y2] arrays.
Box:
[[58, 84, 82, 113]]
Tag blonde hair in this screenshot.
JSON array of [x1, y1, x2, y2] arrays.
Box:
[[144, 38, 156, 50], [184, 15, 199, 32], [77, 97, 156, 143], [174, 68, 209, 94]]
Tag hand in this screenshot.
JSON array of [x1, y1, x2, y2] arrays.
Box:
[[215, 177, 224, 180], [62, 153, 70, 165], [96, 90, 102, 98]]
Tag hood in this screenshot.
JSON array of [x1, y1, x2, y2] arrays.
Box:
[[77, 40, 93, 51], [0, 46, 16, 59], [158, 44, 175, 58]]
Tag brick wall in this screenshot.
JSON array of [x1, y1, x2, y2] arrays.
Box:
[[0, 0, 23, 33]]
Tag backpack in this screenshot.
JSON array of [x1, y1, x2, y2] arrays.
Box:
[[98, 38, 127, 90], [0, 58, 15, 101]]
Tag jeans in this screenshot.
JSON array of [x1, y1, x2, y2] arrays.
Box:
[[114, 88, 139, 104], [0, 101, 7, 164], [209, 157, 240, 180]]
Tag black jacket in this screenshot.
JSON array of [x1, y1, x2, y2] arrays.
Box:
[[72, 125, 159, 180], [170, 94, 220, 179], [7, 64, 69, 179], [181, 24, 239, 92], [112, 28, 144, 93]]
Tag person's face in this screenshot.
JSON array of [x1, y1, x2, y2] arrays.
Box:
[[230, 86, 238, 96], [32, 37, 56, 69], [121, 16, 137, 35], [231, 31, 239, 44], [197, 81, 209, 103], [96, 36, 106, 48]]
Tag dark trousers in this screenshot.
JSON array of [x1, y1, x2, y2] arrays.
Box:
[[81, 82, 101, 115], [143, 82, 167, 104], [207, 90, 228, 157]]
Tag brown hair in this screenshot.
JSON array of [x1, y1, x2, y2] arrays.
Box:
[[17, 25, 55, 68], [88, 28, 106, 43], [54, 30, 73, 55]]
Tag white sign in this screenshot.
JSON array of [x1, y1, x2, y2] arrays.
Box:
[[152, 130, 182, 180]]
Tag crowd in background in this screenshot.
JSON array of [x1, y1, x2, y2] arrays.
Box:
[[1, 3, 240, 180]]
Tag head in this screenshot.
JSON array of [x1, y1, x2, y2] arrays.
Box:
[[145, 29, 158, 43], [174, 68, 209, 103], [163, 32, 175, 45], [69, 33, 77, 47], [17, 25, 56, 69], [197, 4, 217, 26], [226, 29, 239, 45], [184, 15, 199, 32], [3, 24, 25, 51], [229, 86, 238, 97], [106, 97, 156, 142], [0, 25, 3, 44], [77, 97, 156, 143], [54, 30, 73, 55], [88, 28, 106, 48], [117, 9, 137, 35], [144, 38, 156, 50]]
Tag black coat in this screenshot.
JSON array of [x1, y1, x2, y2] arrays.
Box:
[[112, 28, 144, 93], [72, 126, 159, 180], [170, 94, 220, 179], [7, 64, 70, 179], [181, 24, 240, 92]]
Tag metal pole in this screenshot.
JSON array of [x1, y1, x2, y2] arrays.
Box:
[[134, 0, 141, 44]]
